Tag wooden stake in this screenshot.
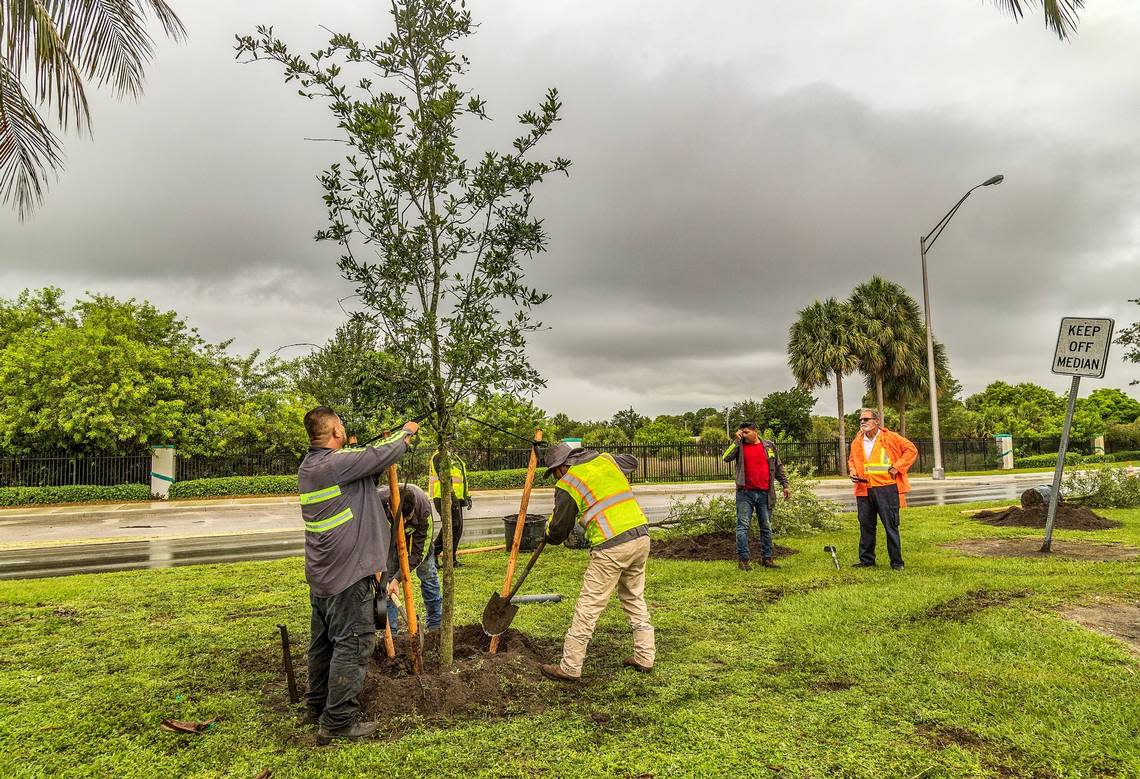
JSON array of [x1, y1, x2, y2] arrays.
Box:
[[456, 543, 506, 556], [389, 465, 422, 673], [490, 430, 542, 654], [382, 619, 396, 658]]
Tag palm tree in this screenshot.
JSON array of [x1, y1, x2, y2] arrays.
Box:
[[1, 2, 186, 219], [788, 298, 868, 468], [994, 0, 1083, 40], [848, 276, 925, 422], [870, 337, 951, 437]]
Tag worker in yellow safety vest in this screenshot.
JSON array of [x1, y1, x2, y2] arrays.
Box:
[[847, 407, 918, 570], [538, 442, 655, 682], [429, 450, 470, 567]]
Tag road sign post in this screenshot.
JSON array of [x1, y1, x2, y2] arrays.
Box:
[[1043, 317, 1114, 552]]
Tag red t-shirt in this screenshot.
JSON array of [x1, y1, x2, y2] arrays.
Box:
[[741, 441, 770, 490]]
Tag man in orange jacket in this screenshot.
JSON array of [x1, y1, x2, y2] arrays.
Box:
[[847, 408, 917, 570]]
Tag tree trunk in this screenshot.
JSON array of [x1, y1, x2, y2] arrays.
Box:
[[875, 373, 885, 422], [898, 400, 907, 437], [836, 372, 847, 475], [435, 406, 455, 668]]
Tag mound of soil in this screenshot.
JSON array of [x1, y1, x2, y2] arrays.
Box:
[[358, 625, 559, 725], [972, 504, 1120, 530], [943, 537, 1140, 561], [918, 588, 1030, 622], [652, 531, 798, 562]]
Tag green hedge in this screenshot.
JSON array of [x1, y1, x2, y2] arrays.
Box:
[[1016, 452, 1084, 468], [0, 483, 153, 507], [1110, 450, 1140, 462], [464, 467, 555, 490], [167, 475, 299, 499]]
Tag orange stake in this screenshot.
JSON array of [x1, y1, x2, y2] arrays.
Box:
[[490, 430, 542, 654], [388, 464, 422, 673], [382, 618, 396, 658]]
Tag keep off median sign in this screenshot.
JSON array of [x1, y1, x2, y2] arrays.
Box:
[[1042, 316, 1114, 553], [1052, 317, 1114, 378]]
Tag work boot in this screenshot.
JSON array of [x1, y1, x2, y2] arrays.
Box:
[[761, 557, 779, 569], [299, 706, 322, 726], [851, 561, 875, 568], [315, 720, 378, 745], [540, 663, 580, 683], [737, 558, 752, 572], [622, 657, 652, 674]]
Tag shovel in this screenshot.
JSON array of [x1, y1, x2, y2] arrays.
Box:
[[824, 545, 840, 570], [481, 539, 547, 637]]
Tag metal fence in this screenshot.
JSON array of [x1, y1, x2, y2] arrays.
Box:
[[0, 436, 1098, 488], [0, 455, 151, 488]]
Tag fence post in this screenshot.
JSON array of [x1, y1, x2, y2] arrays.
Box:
[[1093, 434, 1105, 456], [150, 445, 176, 499], [995, 433, 1013, 469]]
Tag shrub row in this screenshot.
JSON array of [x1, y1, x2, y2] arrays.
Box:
[[167, 475, 299, 499], [0, 483, 153, 507], [1015, 450, 1140, 469]]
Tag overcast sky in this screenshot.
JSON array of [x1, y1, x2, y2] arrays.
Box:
[[2, 0, 1139, 420]]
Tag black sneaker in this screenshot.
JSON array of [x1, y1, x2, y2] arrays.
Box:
[[316, 720, 378, 745], [891, 563, 905, 571], [300, 706, 322, 726], [851, 562, 875, 568]]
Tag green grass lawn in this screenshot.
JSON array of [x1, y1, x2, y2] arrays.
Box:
[[1, 502, 1138, 778]]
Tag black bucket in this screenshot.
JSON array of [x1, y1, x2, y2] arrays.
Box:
[[503, 513, 546, 552]]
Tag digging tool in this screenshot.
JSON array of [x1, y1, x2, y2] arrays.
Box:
[[392, 594, 426, 653], [489, 430, 542, 653], [388, 464, 422, 674], [277, 624, 299, 704], [824, 545, 840, 570], [510, 593, 562, 605], [382, 618, 396, 658], [482, 538, 547, 637]]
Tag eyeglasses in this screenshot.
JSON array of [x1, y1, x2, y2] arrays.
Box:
[[858, 417, 875, 423]]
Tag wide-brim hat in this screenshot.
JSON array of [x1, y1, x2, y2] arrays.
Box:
[[542, 442, 574, 477]]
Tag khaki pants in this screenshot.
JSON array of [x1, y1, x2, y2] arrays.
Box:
[[559, 534, 655, 677]]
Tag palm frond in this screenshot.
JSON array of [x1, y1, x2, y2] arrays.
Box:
[[0, 60, 64, 219], [993, 0, 1084, 40], [2, 0, 92, 129]]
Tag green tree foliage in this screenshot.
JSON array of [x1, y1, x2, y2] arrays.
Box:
[[632, 419, 691, 447], [848, 276, 925, 419], [611, 406, 649, 441], [579, 423, 630, 447], [237, 0, 570, 666], [452, 394, 545, 449], [727, 398, 764, 430], [1, 1, 186, 218], [962, 381, 1106, 442], [810, 415, 839, 440], [0, 288, 306, 455], [698, 426, 729, 446], [1112, 300, 1139, 386], [757, 388, 815, 440], [1084, 387, 1140, 425], [788, 298, 869, 459]]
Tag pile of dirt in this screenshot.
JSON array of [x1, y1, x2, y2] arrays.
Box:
[[652, 531, 798, 562], [357, 625, 560, 725], [972, 504, 1120, 530], [918, 588, 1030, 622], [943, 537, 1140, 561]]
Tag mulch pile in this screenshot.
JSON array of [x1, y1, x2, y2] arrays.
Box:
[[357, 625, 559, 725], [972, 504, 1120, 530], [652, 531, 798, 561]]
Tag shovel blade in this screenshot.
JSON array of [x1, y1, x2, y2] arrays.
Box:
[[481, 592, 519, 637]]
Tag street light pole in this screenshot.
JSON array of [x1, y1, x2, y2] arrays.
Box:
[[919, 174, 1004, 480]]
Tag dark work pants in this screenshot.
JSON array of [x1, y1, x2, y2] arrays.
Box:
[[432, 497, 464, 562], [856, 484, 904, 567], [307, 576, 378, 730]]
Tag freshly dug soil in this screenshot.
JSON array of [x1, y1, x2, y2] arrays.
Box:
[[1061, 599, 1140, 656], [972, 504, 1120, 530], [943, 537, 1140, 561], [652, 531, 798, 561], [358, 625, 559, 725]]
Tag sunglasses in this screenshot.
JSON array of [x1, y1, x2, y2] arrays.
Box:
[[858, 417, 875, 423]]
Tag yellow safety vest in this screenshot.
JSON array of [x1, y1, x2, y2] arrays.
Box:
[[551, 454, 647, 547], [864, 435, 894, 488], [429, 454, 468, 500]]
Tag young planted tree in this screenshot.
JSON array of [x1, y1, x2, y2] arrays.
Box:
[[788, 298, 868, 465], [236, 0, 569, 665]]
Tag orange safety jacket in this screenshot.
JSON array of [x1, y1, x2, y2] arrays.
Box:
[[847, 427, 918, 507]]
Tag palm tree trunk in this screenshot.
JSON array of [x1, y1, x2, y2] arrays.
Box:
[[835, 372, 846, 475], [875, 373, 885, 422], [898, 400, 907, 437]]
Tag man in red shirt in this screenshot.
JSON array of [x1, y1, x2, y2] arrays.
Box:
[[722, 422, 790, 570]]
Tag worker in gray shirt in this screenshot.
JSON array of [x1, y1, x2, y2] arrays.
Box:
[[297, 406, 419, 744], [378, 483, 442, 631]]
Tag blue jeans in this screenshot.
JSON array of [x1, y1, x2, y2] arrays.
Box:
[[736, 488, 772, 560], [387, 552, 443, 630]]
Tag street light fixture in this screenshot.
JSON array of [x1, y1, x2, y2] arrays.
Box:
[[920, 174, 1003, 480]]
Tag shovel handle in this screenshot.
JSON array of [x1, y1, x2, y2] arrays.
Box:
[[506, 539, 546, 601]]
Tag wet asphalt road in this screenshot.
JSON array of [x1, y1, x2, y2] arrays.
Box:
[[0, 473, 1054, 579]]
